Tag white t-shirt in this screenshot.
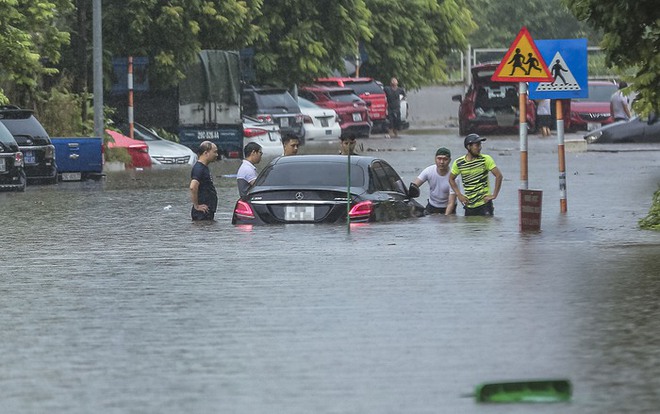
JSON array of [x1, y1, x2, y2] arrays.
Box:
[[417, 165, 454, 208], [610, 91, 629, 120], [237, 159, 257, 183], [537, 99, 551, 116]]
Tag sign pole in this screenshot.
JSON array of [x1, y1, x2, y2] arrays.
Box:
[[347, 153, 351, 233], [519, 82, 528, 190], [556, 100, 568, 213]]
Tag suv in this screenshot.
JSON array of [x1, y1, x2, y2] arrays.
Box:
[[315, 77, 388, 132], [241, 86, 305, 142], [452, 63, 536, 135], [0, 121, 26, 191], [299, 86, 371, 138], [0, 105, 57, 183]]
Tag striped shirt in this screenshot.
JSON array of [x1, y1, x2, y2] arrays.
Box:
[[451, 154, 496, 208]]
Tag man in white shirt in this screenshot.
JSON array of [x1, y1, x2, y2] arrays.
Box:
[[410, 147, 456, 215], [237, 142, 262, 198], [610, 81, 632, 122]]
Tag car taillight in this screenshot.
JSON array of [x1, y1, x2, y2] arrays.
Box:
[[227, 151, 240, 158], [295, 114, 304, 123], [15, 152, 23, 166], [303, 115, 313, 124], [348, 200, 373, 220], [257, 115, 273, 123], [244, 128, 268, 138], [234, 200, 255, 219], [131, 145, 148, 153]]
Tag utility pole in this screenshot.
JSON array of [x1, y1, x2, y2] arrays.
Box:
[[93, 0, 104, 138]]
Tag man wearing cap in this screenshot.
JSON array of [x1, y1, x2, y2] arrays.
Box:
[[410, 147, 456, 215], [449, 134, 503, 216]]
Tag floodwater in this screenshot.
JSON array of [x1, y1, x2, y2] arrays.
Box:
[[1, 132, 659, 413]]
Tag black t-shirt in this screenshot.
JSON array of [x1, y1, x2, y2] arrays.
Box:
[[191, 162, 218, 212], [384, 86, 405, 110]]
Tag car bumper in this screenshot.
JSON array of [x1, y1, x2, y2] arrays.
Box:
[[303, 124, 342, 141]]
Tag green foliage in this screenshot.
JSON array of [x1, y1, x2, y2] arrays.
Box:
[[34, 76, 93, 137], [564, 0, 659, 114], [0, 0, 73, 104], [639, 188, 660, 231]]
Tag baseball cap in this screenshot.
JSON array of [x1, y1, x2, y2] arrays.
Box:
[[435, 147, 451, 157]]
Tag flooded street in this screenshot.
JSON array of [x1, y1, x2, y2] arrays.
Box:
[[1, 131, 659, 413]]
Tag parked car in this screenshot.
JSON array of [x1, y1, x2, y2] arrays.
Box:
[[584, 114, 660, 144], [105, 129, 151, 168], [452, 63, 536, 135], [297, 97, 341, 141], [0, 121, 26, 191], [241, 85, 305, 142], [569, 80, 618, 131], [0, 105, 57, 184], [119, 122, 197, 166], [299, 86, 371, 138], [315, 77, 389, 132], [243, 116, 283, 158], [232, 154, 424, 225]]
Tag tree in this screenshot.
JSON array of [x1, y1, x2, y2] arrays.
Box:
[[0, 0, 73, 105], [564, 0, 659, 114], [359, 0, 476, 89]]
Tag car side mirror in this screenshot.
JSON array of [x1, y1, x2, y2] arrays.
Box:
[[452, 94, 463, 103], [407, 182, 420, 198]]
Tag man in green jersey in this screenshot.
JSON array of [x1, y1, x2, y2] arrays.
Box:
[[449, 134, 503, 216]]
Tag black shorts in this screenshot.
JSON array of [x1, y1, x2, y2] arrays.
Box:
[[191, 207, 215, 221], [388, 108, 401, 130], [425, 202, 456, 215], [537, 114, 552, 128], [464, 200, 494, 216]]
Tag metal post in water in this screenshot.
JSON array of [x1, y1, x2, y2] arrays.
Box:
[[92, 0, 103, 139], [128, 56, 134, 139], [556, 100, 567, 213], [347, 153, 351, 233], [519, 82, 528, 190]]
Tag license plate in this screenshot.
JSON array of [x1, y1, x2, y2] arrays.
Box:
[[321, 118, 329, 127], [24, 151, 36, 164], [61, 172, 81, 181], [0, 158, 5, 172], [280, 117, 289, 127], [325, 130, 332, 135], [285, 205, 315, 221], [352, 113, 362, 122], [587, 122, 601, 131]]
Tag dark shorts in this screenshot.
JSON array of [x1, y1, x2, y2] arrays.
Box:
[[191, 207, 215, 221], [425, 202, 456, 215], [537, 114, 552, 128], [388, 108, 401, 130], [464, 200, 494, 216]]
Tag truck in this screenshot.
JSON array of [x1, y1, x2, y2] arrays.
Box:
[[51, 137, 103, 181], [177, 50, 243, 158]]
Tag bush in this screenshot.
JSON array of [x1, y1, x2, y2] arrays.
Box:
[[639, 188, 660, 231]]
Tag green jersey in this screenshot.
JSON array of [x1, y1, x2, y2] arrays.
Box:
[[451, 154, 496, 208]]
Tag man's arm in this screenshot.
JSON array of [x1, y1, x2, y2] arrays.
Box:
[[449, 173, 468, 206], [484, 167, 503, 202], [190, 179, 208, 212], [445, 192, 457, 215]]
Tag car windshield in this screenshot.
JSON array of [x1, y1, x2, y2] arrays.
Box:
[[0, 114, 49, 139], [132, 125, 161, 142], [344, 81, 383, 95], [255, 161, 365, 187], [327, 91, 362, 103], [255, 90, 299, 111], [574, 83, 617, 102]]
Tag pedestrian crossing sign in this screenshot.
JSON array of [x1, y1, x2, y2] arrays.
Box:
[[492, 27, 553, 82], [529, 39, 589, 99]]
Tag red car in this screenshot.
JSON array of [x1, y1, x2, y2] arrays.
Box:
[[452, 63, 537, 135], [568, 80, 618, 131], [314, 77, 388, 132], [105, 129, 151, 168], [299, 85, 372, 138]]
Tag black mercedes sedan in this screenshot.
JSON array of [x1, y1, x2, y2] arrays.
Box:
[[232, 155, 424, 224]]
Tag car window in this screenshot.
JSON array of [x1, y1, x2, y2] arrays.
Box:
[[328, 91, 362, 103], [0, 122, 16, 145], [254, 90, 300, 111], [297, 97, 319, 109], [344, 81, 384, 95], [0, 113, 49, 139], [255, 161, 365, 188], [298, 91, 317, 102], [370, 161, 398, 192], [574, 84, 617, 102]]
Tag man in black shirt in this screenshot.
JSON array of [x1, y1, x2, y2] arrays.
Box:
[[384, 77, 406, 137], [189, 141, 219, 221]]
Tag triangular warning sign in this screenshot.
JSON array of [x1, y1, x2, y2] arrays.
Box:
[[533, 52, 581, 92], [492, 27, 553, 82]]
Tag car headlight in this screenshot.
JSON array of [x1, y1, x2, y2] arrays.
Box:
[[584, 130, 602, 144]]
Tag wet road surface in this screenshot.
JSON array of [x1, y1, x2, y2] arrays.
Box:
[[1, 131, 659, 413]]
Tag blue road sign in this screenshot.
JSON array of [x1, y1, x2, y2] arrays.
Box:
[[529, 39, 588, 100]]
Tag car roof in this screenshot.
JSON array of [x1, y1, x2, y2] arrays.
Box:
[[302, 85, 354, 93], [316, 77, 376, 83]]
